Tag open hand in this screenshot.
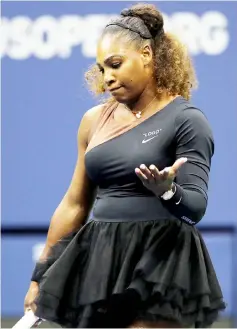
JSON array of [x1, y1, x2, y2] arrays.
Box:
[[135, 157, 187, 196]]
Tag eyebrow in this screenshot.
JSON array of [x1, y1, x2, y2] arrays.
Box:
[[97, 55, 124, 67]]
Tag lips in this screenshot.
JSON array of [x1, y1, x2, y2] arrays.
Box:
[[109, 86, 122, 93]]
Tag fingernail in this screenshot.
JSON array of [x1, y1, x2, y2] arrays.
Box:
[[140, 164, 145, 169], [183, 157, 188, 162], [149, 165, 155, 170]]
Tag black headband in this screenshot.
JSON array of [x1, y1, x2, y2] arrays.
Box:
[[105, 22, 152, 39]]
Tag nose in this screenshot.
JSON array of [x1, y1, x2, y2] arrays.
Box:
[[104, 69, 116, 88]]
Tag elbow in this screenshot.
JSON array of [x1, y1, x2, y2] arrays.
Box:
[[193, 192, 208, 224], [184, 193, 207, 225]]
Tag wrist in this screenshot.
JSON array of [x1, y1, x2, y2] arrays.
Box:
[[31, 261, 50, 283], [30, 281, 39, 286], [160, 183, 176, 200]]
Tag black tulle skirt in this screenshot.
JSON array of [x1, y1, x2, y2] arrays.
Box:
[[34, 218, 226, 328]]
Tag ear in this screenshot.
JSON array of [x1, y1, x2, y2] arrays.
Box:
[[140, 44, 153, 67]]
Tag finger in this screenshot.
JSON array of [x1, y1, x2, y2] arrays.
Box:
[[149, 165, 160, 180], [139, 164, 155, 182], [135, 168, 148, 182], [171, 157, 188, 174]]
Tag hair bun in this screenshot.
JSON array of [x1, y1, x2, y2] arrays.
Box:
[[121, 5, 164, 38], [121, 9, 134, 17]]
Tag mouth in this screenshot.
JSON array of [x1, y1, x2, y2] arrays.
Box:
[[109, 86, 122, 93]]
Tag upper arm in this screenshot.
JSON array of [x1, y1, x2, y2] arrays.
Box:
[[64, 105, 104, 213], [175, 107, 214, 199]]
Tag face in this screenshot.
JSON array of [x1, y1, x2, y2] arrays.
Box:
[[96, 33, 153, 103]]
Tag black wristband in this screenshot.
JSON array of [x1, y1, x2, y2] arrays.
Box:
[[31, 261, 50, 283]]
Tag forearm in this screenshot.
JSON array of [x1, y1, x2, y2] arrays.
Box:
[[39, 197, 89, 262], [161, 183, 207, 225]]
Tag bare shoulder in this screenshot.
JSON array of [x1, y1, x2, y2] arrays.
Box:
[[83, 103, 106, 123], [78, 103, 106, 145]]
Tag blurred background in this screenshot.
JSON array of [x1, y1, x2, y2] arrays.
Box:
[[1, 1, 237, 327]]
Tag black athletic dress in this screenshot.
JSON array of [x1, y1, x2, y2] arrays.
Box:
[[34, 97, 226, 328]]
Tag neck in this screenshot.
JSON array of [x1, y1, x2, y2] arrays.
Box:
[[125, 88, 178, 114]]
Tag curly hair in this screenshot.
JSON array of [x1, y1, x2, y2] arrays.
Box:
[[85, 3, 197, 101]]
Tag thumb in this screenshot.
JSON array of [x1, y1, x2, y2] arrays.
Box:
[[171, 157, 188, 174]]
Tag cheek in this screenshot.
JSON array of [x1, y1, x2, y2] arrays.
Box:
[[123, 64, 145, 86]]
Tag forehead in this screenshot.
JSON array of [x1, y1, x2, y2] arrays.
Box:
[[97, 34, 139, 63]]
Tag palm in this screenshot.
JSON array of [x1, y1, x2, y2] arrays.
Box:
[[135, 157, 187, 196]]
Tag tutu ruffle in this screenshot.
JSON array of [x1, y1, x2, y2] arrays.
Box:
[[35, 218, 226, 328]]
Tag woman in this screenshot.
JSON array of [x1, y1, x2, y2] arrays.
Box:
[[24, 3, 226, 328]]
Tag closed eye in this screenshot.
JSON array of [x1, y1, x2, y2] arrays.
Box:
[[96, 61, 121, 74]]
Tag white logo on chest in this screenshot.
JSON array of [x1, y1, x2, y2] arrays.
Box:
[[142, 129, 162, 144]]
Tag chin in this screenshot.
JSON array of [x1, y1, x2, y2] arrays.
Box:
[[111, 94, 128, 104], [112, 93, 138, 105]]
